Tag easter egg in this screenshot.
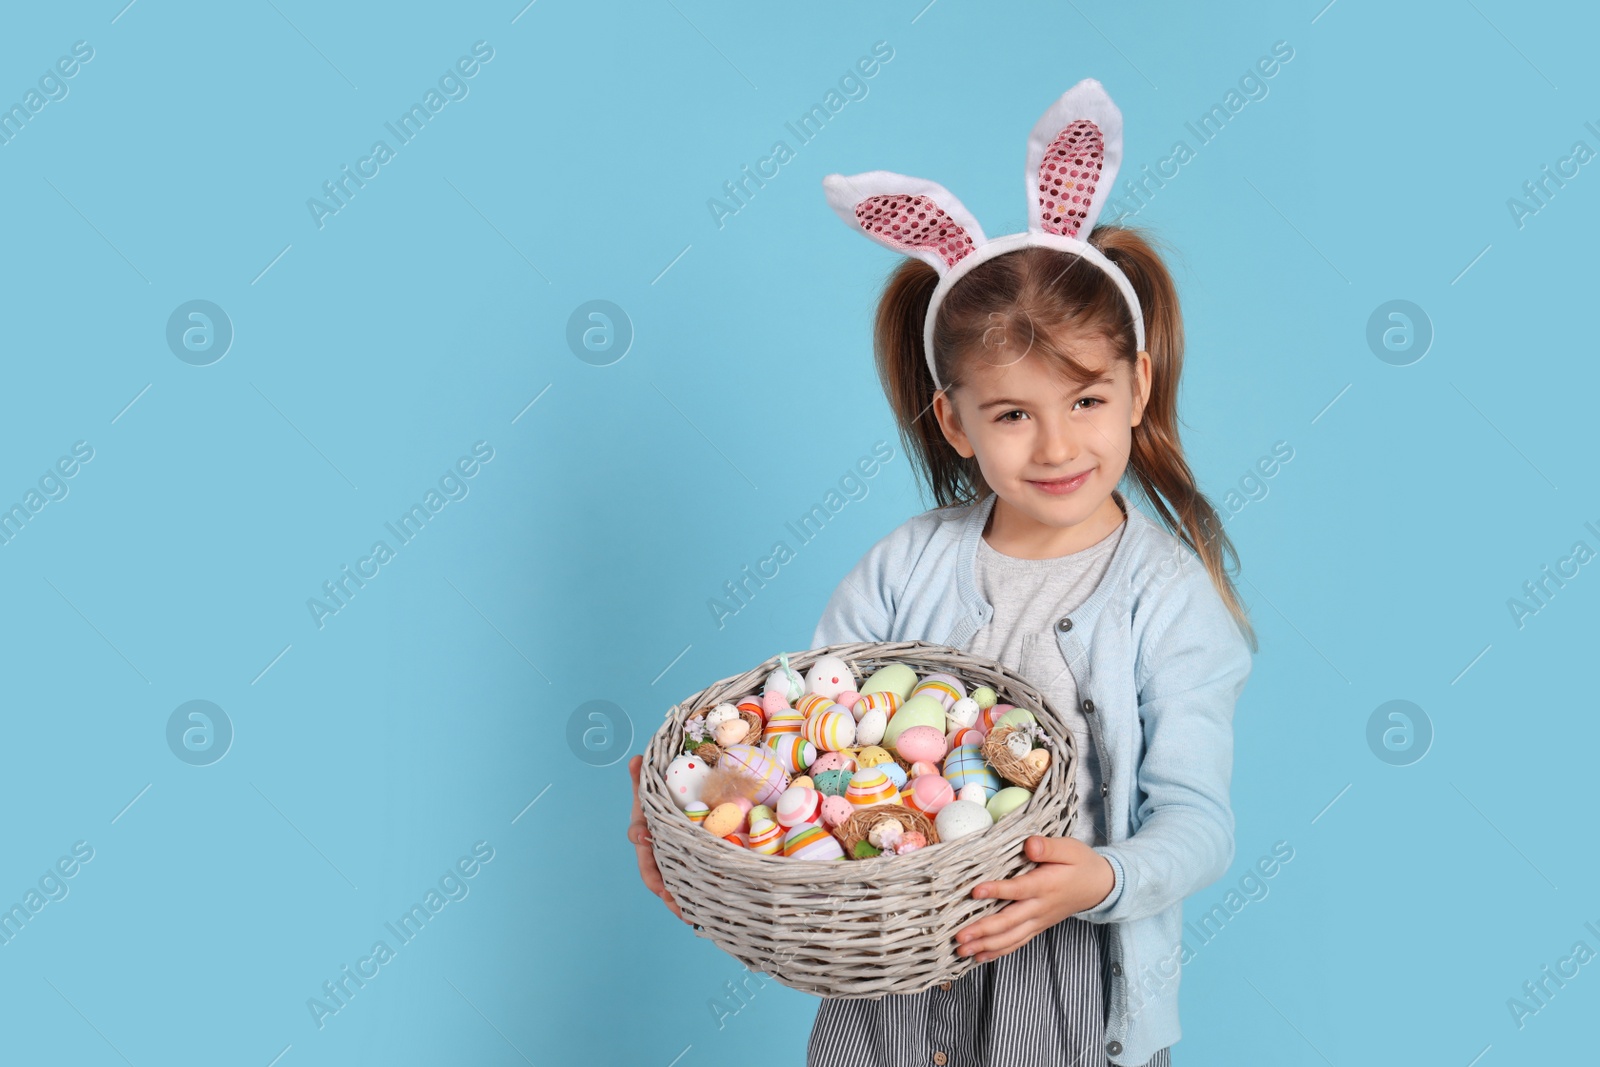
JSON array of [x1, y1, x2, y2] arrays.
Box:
[[804, 655, 857, 700], [783, 822, 846, 860], [947, 726, 987, 749], [748, 817, 784, 854], [764, 735, 817, 775], [943, 744, 1001, 801], [835, 690, 862, 713], [935, 799, 993, 842], [860, 663, 918, 700], [763, 709, 805, 739], [684, 801, 710, 825], [981, 704, 1013, 732], [820, 794, 853, 828], [879, 761, 908, 789], [737, 694, 766, 723], [776, 785, 824, 827], [996, 708, 1038, 731], [852, 690, 902, 722], [719, 744, 791, 807], [909, 760, 941, 779], [905, 774, 956, 816], [749, 804, 775, 826], [808, 751, 849, 775], [1023, 748, 1052, 775], [813, 769, 854, 797], [947, 696, 981, 731], [957, 783, 989, 805], [764, 663, 804, 702], [895, 724, 948, 765], [665, 754, 714, 811], [882, 693, 949, 750], [795, 693, 843, 720], [791, 775, 815, 791], [803, 706, 857, 752], [704, 802, 744, 837], [855, 745, 894, 768], [761, 690, 790, 719], [970, 686, 998, 710], [909, 672, 965, 712], [987, 787, 1032, 821], [854, 707, 888, 747], [844, 767, 899, 808]]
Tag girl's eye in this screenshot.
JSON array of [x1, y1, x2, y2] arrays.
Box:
[[1076, 397, 1103, 410], [997, 409, 1026, 423]]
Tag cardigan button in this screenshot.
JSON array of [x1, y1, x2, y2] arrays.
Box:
[[1083, 699, 1095, 714], [1111, 961, 1123, 976], [1057, 616, 1073, 631], [1107, 1040, 1123, 1056]]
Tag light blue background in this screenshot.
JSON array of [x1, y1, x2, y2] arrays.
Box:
[[1, 0, 1595, 1063]]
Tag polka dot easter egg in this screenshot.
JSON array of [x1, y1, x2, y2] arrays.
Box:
[[665, 754, 714, 811]]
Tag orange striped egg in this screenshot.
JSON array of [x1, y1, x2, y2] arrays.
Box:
[[981, 704, 1014, 732], [803, 707, 856, 752], [845, 767, 898, 808], [853, 690, 901, 722], [948, 726, 987, 749], [782, 822, 845, 860], [763, 709, 805, 739], [748, 818, 784, 855], [765, 735, 817, 775], [685, 802, 710, 826], [737, 694, 766, 725], [910, 673, 965, 712], [795, 693, 843, 720]]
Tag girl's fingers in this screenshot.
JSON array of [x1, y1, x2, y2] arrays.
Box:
[[972, 865, 1055, 901], [955, 899, 1039, 950], [959, 918, 1039, 961]]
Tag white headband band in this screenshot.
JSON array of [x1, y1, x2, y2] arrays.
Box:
[[822, 78, 1145, 393]]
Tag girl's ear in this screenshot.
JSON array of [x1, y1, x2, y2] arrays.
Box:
[[1025, 78, 1127, 239], [822, 171, 988, 275], [931, 389, 975, 460]]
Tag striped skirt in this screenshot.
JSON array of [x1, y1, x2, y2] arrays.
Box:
[[807, 916, 1170, 1067]]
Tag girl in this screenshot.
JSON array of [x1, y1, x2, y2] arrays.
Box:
[[630, 81, 1256, 1066]]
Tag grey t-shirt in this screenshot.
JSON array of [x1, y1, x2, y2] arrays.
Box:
[[965, 514, 1125, 846]]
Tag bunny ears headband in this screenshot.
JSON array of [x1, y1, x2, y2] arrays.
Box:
[[822, 78, 1145, 392]]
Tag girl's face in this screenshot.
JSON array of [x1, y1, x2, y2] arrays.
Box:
[[932, 333, 1152, 552]]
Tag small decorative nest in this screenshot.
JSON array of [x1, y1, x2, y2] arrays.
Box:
[[981, 725, 1047, 790], [688, 741, 723, 765], [684, 706, 762, 758], [834, 803, 940, 857]]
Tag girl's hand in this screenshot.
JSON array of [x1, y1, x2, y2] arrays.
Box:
[[953, 835, 1116, 963], [628, 754, 691, 924]]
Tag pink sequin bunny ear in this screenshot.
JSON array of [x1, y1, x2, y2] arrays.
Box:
[[1025, 77, 1126, 239], [821, 171, 989, 277]]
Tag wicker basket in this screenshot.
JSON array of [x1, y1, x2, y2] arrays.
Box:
[[640, 640, 1079, 999]]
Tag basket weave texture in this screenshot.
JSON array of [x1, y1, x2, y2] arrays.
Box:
[[640, 640, 1079, 999]]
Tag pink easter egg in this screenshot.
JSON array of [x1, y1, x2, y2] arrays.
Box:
[[909, 760, 941, 779], [776, 785, 823, 827], [835, 690, 861, 712], [947, 725, 987, 749], [905, 774, 956, 817], [895, 724, 948, 764], [820, 795, 853, 828], [762, 690, 791, 718], [809, 751, 849, 775], [981, 704, 1014, 731]]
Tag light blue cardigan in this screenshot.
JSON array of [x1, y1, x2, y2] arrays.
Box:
[[811, 488, 1254, 1065]]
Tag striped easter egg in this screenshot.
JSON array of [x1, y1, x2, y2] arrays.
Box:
[[719, 743, 791, 807], [795, 693, 844, 720], [763, 709, 805, 739], [748, 818, 784, 855], [803, 706, 856, 752], [844, 767, 899, 808], [764, 734, 817, 775], [947, 726, 987, 749], [782, 822, 845, 860], [981, 704, 1014, 732], [736, 694, 766, 724], [685, 801, 710, 825], [852, 689, 901, 723], [910, 672, 965, 712], [942, 744, 1001, 801]]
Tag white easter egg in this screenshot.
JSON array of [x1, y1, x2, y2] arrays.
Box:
[[665, 753, 714, 811], [854, 707, 887, 747], [946, 696, 981, 731], [935, 799, 994, 842], [804, 655, 857, 700]]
